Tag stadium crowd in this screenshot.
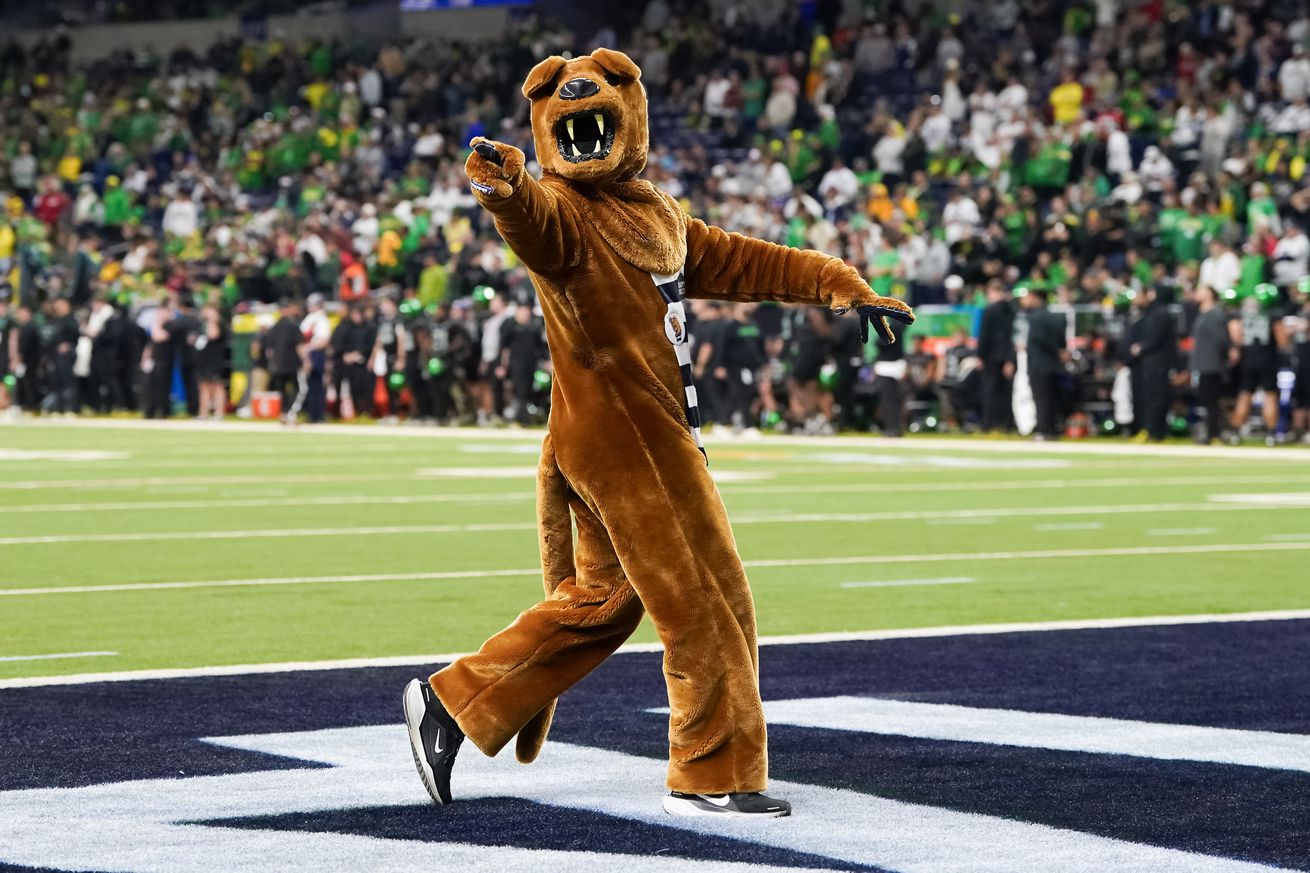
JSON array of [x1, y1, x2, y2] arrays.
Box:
[[3, 0, 1310, 443]]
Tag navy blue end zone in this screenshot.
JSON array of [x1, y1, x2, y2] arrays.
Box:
[[1, 620, 1308, 871], [203, 801, 878, 872]]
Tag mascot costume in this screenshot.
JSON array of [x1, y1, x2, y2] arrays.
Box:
[[404, 48, 914, 818]]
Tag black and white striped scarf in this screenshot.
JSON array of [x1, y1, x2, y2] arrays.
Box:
[[650, 268, 706, 461]]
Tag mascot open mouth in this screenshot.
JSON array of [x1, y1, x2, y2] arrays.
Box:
[[555, 110, 616, 162]]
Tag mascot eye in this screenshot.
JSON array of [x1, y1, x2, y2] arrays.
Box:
[[605, 73, 623, 86]]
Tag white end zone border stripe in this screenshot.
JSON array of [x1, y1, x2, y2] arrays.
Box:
[[5, 609, 1310, 689], [0, 651, 116, 663], [763, 696, 1310, 774]]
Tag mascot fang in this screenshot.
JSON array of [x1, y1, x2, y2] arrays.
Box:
[[403, 48, 914, 818]]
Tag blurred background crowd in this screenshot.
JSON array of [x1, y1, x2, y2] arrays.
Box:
[[3, 0, 1310, 444]]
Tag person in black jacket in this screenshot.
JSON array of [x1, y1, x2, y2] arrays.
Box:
[[1130, 286, 1178, 441], [872, 318, 909, 437], [266, 298, 305, 420], [0, 291, 13, 414], [13, 304, 41, 412], [85, 295, 122, 413], [145, 297, 179, 419], [1190, 285, 1230, 444], [716, 303, 767, 432], [195, 303, 229, 420], [1023, 289, 1067, 439], [174, 294, 202, 417], [498, 303, 548, 426], [331, 304, 376, 419], [976, 278, 1016, 432], [44, 296, 80, 414]]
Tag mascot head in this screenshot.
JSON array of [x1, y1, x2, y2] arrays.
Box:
[[522, 48, 647, 186]]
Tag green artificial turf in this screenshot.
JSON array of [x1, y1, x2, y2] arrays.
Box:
[[1, 421, 1308, 680]]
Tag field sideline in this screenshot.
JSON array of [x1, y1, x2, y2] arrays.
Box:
[[2, 418, 1308, 682]]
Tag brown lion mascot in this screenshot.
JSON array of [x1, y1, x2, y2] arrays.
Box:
[[404, 48, 914, 818]]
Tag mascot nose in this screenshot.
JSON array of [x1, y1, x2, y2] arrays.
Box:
[[558, 78, 600, 100]]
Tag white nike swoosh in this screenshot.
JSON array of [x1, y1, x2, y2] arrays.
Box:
[[702, 795, 732, 807], [433, 730, 445, 755]]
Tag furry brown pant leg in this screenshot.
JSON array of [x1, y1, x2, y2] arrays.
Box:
[[429, 475, 769, 794]]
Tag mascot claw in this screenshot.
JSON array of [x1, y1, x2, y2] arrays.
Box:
[[857, 301, 916, 344], [474, 141, 505, 166], [465, 137, 523, 199]]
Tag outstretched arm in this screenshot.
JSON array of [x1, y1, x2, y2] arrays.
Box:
[[684, 218, 914, 342], [465, 137, 578, 276]]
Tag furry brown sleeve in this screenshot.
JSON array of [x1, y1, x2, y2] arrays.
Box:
[[683, 218, 914, 318], [465, 136, 578, 276]]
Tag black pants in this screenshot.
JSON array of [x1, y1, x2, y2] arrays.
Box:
[[268, 373, 299, 418], [16, 360, 40, 410], [509, 365, 536, 424], [833, 359, 860, 429], [50, 352, 77, 413], [145, 354, 174, 418], [1141, 363, 1170, 441], [181, 364, 199, 417], [726, 370, 756, 427], [1130, 365, 1145, 435], [337, 363, 371, 417], [698, 375, 729, 426], [875, 375, 904, 436], [302, 352, 326, 422], [304, 370, 325, 422], [1197, 372, 1223, 442], [88, 353, 121, 412], [117, 363, 138, 412], [980, 365, 1013, 431], [1031, 373, 1061, 438]]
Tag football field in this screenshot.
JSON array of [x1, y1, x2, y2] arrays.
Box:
[[2, 420, 1310, 873], [1, 420, 1307, 681]]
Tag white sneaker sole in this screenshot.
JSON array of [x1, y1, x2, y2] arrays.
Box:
[[662, 795, 790, 818], [403, 678, 444, 805]]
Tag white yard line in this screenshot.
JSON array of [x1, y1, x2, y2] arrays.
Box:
[[0, 501, 1292, 545], [4, 610, 1310, 688], [743, 541, 1310, 567], [0, 492, 537, 514], [1145, 528, 1218, 537], [0, 473, 433, 490], [0, 651, 116, 663], [0, 523, 537, 546], [1035, 521, 1105, 531], [840, 577, 976, 589], [6, 540, 1309, 596], [7, 415, 1310, 460], [5, 471, 1310, 494], [0, 569, 541, 596], [727, 474, 1310, 494]]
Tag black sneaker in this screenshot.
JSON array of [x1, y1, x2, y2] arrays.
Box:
[[403, 678, 465, 805], [663, 791, 792, 818]]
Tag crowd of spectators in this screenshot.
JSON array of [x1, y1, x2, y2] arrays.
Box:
[[3, 0, 1310, 443]]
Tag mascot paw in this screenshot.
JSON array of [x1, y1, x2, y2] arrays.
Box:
[[857, 298, 915, 344], [465, 136, 525, 199]]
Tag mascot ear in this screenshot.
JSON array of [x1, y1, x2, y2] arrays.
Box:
[[522, 55, 568, 100], [590, 48, 642, 83]]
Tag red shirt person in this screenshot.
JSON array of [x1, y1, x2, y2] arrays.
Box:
[[33, 178, 71, 227]]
